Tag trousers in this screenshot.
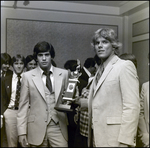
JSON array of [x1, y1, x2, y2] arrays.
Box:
[[30, 120, 68, 147], [4, 109, 18, 147]]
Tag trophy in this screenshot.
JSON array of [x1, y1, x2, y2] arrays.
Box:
[[54, 79, 78, 112], [54, 59, 81, 112]]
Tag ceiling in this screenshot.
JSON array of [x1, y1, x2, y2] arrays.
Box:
[[62, 1, 129, 7]]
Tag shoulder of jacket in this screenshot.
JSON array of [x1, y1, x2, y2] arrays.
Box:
[[55, 67, 68, 72], [118, 59, 135, 68], [23, 68, 37, 77]]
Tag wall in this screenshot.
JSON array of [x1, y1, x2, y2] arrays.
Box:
[[128, 7, 149, 87], [1, 1, 149, 79], [1, 1, 123, 68]]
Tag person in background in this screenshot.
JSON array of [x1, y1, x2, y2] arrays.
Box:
[[1, 52, 13, 147], [74, 57, 100, 147], [78, 58, 96, 96], [17, 41, 69, 147], [64, 59, 81, 147], [64, 59, 81, 79], [119, 53, 137, 68], [137, 53, 149, 147], [85, 28, 140, 147], [25, 55, 37, 71], [1, 53, 13, 78], [1, 54, 25, 147], [25, 55, 37, 113]]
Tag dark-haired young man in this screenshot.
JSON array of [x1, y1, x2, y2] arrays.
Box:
[[17, 41, 69, 147], [1, 52, 13, 147], [1, 53, 13, 78]]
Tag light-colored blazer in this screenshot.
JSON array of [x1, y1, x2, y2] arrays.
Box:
[[88, 55, 140, 147], [17, 66, 69, 145], [138, 81, 149, 145]]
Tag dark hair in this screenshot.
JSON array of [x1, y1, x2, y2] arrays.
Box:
[[64, 60, 78, 72], [11, 54, 26, 66], [25, 55, 36, 67], [91, 28, 122, 55], [1, 53, 11, 66], [94, 54, 101, 66], [33, 41, 55, 59], [51, 59, 57, 67], [84, 58, 96, 68], [119, 53, 137, 68]]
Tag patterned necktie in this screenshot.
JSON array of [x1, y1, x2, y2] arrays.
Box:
[[43, 71, 52, 93], [95, 64, 104, 85], [15, 74, 21, 108]]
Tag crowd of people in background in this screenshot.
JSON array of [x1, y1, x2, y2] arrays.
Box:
[[1, 28, 149, 147]]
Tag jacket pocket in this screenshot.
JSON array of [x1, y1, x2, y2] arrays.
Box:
[[106, 117, 122, 146], [107, 117, 122, 124], [28, 115, 35, 123]]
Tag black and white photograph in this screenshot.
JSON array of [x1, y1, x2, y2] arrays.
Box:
[[1, 1, 149, 147]]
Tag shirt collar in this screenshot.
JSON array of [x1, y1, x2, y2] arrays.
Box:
[[50, 65, 54, 73], [38, 65, 54, 76], [13, 72, 23, 78], [1, 70, 3, 74]]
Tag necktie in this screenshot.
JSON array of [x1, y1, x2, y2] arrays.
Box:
[[95, 64, 104, 85], [43, 71, 52, 93], [15, 74, 21, 108]]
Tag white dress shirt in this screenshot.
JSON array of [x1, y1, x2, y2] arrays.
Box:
[[8, 72, 23, 107]]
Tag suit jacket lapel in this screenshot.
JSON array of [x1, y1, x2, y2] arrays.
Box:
[[80, 68, 89, 81], [93, 56, 119, 97], [53, 67, 63, 102], [32, 68, 46, 101], [4, 75, 12, 102]]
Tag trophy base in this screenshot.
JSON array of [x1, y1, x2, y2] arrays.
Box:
[[54, 104, 73, 112]]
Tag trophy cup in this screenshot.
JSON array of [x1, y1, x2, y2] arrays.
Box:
[[54, 59, 81, 112]]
